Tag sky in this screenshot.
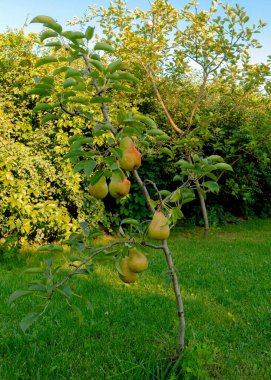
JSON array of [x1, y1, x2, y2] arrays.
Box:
[[0, 0, 270, 62]]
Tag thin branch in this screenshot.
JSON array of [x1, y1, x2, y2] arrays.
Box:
[[147, 69, 184, 135], [60, 103, 90, 120], [140, 241, 164, 250], [79, 53, 118, 137], [187, 72, 208, 129], [55, 240, 132, 290], [144, 179, 163, 203]]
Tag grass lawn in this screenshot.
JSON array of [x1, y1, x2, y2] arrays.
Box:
[[1, 219, 271, 379]]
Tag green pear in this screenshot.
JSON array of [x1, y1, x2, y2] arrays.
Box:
[[109, 173, 131, 199], [89, 176, 108, 200], [148, 211, 170, 240], [119, 136, 141, 171], [119, 257, 138, 283], [127, 248, 148, 273]]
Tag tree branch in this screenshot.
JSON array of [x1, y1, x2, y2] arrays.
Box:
[[147, 69, 185, 135]]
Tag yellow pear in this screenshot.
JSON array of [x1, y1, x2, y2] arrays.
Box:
[[127, 248, 148, 273], [109, 173, 131, 199], [119, 257, 138, 283], [148, 211, 170, 240], [119, 136, 141, 171], [88, 176, 108, 200]]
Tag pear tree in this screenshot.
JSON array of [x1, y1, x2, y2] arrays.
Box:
[[81, 0, 267, 236], [9, 15, 232, 356]]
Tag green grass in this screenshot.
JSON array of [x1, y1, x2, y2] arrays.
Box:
[[1, 219, 271, 379]]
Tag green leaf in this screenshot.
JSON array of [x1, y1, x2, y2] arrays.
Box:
[[33, 103, 52, 113], [62, 31, 86, 41], [68, 97, 89, 105], [84, 160, 96, 177], [175, 159, 189, 166], [169, 189, 181, 203], [213, 163, 233, 171], [25, 267, 44, 274], [63, 78, 79, 89], [35, 56, 58, 68], [173, 175, 184, 182], [88, 59, 104, 72], [207, 155, 224, 163], [44, 22, 62, 34], [65, 68, 82, 79], [121, 218, 140, 226], [117, 72, 138, 82], [89, 96, 112, 104], [9, 290, 32, 304], [53, 66, 69, 75], [64, 148, 82, 159], [40, 30, 58, 42], [94, 42, 114, 53], [42, 114, 57, 123], [160, 148, 173, 157], [85, 26, 95, 41], [203, 181, 220, 193], [37, 245, 63, 253], [133, 114, 156, 128], [181, 189, 196, 204], [44, 41, 62, 48], [106, 60, 124, 74], [28, 285, 47, 292], [31, 15, 57, 24], [109, 147, 123, 160], [20, 312, 41, 333], [146, 129, 165, 136], [28, 88, 51, 97], [156, 135, 171, 142], [159, 190, 171, 196], [90, 171, 105, 186], [73, 161, 86, 174], [171, 207, 184, 225], [205, 172, 217, 180], [33, 16, 64, 33]]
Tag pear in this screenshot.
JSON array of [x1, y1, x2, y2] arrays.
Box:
[[148, 211, 170, 240], [119, 257, 138, 283], [127, 248, 148, 273], [109, 173, 131, 199], [119, 136, 141, 171], [88, 176, 108, 200]]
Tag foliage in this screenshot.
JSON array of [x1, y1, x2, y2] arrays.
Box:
[[0, 30, 107, 244], [2, 9, 241, 341]]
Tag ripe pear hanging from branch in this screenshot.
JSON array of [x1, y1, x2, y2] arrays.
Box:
[[119, 257, 138, 283], [89, 176, 108, 200], [127, 248, 148, 273], [148, 211, 170, 240], [119, 136, 141, 171], [109, 172, 131, 199]]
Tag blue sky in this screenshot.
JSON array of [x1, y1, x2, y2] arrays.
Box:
[[1, 1, 270, 62]]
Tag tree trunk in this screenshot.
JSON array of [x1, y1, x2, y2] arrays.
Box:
[[162, 240, 185, 355]]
